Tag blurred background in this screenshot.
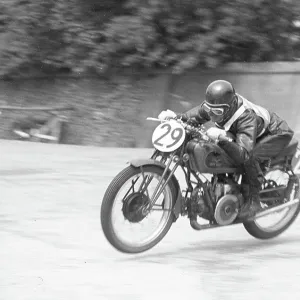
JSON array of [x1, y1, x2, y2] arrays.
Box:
[[0, 0, 300, 147]]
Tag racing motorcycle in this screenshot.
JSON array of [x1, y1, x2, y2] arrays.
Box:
[[100, 116, 300, 254]]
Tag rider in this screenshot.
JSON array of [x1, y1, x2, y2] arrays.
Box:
[[159, 80, 294, 219]]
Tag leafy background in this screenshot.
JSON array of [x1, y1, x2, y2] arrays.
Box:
[[0, 0, 299, 147], [1, 0, 299, 78]]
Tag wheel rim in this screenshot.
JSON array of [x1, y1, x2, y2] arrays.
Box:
[[254, 169, 299, 232], [110, 171, 173, 248]]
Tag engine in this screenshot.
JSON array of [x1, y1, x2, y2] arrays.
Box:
[[213, 178, 244, 225], [190, 175, 244, 226]]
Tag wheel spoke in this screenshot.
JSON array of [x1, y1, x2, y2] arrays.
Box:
[[110, 169, 173, 248], [122, 177, 140, 202], [132, 179, 136, 193], [254, 169, 299, 232], [151, 208, 173, 211], [138, 167, 152, 199], [150, 203, 172, 212]]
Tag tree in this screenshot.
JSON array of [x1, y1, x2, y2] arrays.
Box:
[[0, 0, 299, 78], [98, 0, 300, 74], [0, 0, 122, 77]]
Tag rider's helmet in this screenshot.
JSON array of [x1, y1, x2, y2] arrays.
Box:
[[203, 80, 238, 123]]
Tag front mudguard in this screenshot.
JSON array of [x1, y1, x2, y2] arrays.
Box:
[[129, 158, 182, 221]]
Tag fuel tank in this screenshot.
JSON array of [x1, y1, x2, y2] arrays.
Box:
[[186, 139, 242, 174]]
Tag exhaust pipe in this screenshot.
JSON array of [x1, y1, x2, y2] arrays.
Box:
[[190, 218, 218, 231], [190, 218, 242, 230], [190, 199, 300, 229], [252, 198, 300, 220]]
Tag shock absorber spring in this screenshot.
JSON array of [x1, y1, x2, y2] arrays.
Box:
[[264, 158, 272, 172]]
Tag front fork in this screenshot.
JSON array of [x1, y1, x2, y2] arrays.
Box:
[[143, 152, 180, 214], [129, 150, 182, 217]]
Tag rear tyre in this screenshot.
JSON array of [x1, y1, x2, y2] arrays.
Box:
[[244, 170, 300, 239]]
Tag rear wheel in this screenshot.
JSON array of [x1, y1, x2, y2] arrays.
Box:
[[244, 169, 300, 239], [100, 165, 177, 253]]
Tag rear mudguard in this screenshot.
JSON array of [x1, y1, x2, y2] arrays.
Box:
[[129, 159, 182, 220]]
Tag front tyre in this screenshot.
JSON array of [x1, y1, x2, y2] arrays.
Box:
[[100, 165, 177, 253]]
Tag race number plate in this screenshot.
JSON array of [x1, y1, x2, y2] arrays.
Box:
[[292, 148, 300, 176], [152, 120, 186, 152]]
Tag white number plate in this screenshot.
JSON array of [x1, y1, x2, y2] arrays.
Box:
[[152, 120, 186, 152]]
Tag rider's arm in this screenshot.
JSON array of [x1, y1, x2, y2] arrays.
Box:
[[218, 110, 258, 165], [177, 103, 210, 124]]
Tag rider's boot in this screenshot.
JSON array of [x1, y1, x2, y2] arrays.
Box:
[[238, 186, 263, 219], [238, 156, 265, 219]]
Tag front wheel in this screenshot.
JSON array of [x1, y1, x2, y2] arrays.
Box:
[[100, 165, 177, 253], [244, 169, 300, 239]]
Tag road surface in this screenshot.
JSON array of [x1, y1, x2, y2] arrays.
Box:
[[1, 140, 300, 300]]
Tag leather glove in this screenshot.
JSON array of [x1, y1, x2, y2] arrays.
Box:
[[206, 127, 228, 141], [158, 109, 177, 121], [186, 118, 199, 126]]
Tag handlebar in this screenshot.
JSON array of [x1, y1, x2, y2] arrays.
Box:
[[146, 117, 161, 122], [218, 135, 234, 143], [146, 117, 234, 143]]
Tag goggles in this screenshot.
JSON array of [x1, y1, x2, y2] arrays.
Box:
[[202, 102, 230, 116]]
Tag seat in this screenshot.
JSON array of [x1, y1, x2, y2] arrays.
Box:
[[273, 138, 298, 159]]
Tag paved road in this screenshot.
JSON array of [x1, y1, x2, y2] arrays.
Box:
[[1, 140, 300, 300]]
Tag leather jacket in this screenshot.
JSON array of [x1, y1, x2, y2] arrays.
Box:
[[179, 95, 293, 165]]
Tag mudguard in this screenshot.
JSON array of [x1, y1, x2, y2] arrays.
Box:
[[129, 158, 182, 220]]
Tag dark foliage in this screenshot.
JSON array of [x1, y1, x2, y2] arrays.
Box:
[[0, 0, 299, 77]]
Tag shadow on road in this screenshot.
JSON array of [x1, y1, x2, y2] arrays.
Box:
[[117, 235, 300, 263]]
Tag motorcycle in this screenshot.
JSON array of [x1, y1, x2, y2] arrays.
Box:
[[100, 116, 300, 254]]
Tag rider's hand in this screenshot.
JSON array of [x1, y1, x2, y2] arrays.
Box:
[[158, 109, 177, 121], [206, 127, 227, 141], [186, 118, 199, 127]]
